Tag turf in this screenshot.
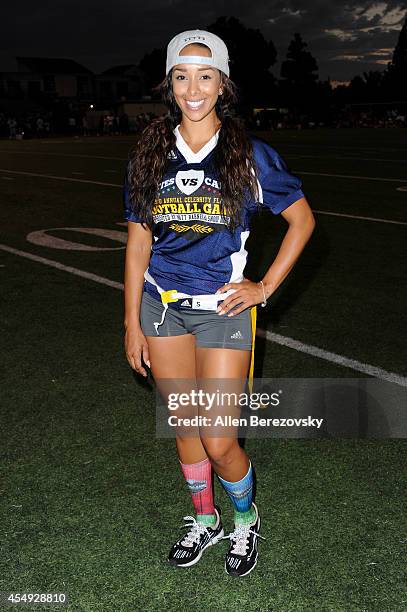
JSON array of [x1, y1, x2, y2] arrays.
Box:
[[0, 129, 406, 611]]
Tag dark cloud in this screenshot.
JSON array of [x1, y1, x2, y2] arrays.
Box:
[[0, 0, 405, 81]]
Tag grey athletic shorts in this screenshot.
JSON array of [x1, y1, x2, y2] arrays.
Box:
[[140, 290, 253, 350]]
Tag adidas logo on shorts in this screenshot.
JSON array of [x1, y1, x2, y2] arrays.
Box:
[[230, 330, 243, 340]]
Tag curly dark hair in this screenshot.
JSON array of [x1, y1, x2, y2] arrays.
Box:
[[127, 69, 259, 231]]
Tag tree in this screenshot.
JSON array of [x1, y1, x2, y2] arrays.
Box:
[[383, 14, 407, 100], [280, 33, 318, 87], [363, 70, 386, 102], [389, 14, 407, 75], [206, 16, 277, 107], [279, 33, 319, 119], [138, 48, 166, 96], [348, 74, 366, 103]]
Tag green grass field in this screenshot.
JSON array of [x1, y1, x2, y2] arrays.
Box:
[[0, 129, 406, 611]]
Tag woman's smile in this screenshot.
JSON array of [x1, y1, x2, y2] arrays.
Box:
[[184, 99, 206, 111]]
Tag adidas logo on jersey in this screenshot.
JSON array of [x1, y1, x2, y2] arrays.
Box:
[[180, 299, 192, 307], [230, 330, 243, 340], [167, 150, 177, 160]]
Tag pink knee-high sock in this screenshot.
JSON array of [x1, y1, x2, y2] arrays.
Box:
[[179, 458, 215, 517]]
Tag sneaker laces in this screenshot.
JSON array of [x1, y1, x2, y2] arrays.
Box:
[[223, 524, 265, 556], [180, 516, 210, 547]]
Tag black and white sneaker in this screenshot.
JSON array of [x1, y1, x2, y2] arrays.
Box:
[[224, 503, 264, 577], [168, 507, 224, 568]]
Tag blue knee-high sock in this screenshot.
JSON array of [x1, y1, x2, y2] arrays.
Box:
[[218, 462, 256, 525]]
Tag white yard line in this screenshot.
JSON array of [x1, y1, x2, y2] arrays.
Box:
[[313, 210, 407, 226], [0, 168, 119, 187], [297, 171, 407, 183], [0, 168, 405, 227], [256, 329, 407, 387], [2, 166, 406, 190], [1, 242, 406, 387], [0, 149, 127, 161], [0, 243, 124, 290], [1, 150, 406, 185], [286, 154, 407, 163], [3, 148, 406, 165], [274, 143, 407, 153]]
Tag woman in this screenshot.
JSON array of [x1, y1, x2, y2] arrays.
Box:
[[123, 29, 315, 577]]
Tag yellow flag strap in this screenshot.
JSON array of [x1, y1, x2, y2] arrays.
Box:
[[248, 306, 257, 394]]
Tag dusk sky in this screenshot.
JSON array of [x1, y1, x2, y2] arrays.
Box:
[[1, 1, 406, 84]]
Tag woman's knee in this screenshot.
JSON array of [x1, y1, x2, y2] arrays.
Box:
[[200, 438, 240, 468]]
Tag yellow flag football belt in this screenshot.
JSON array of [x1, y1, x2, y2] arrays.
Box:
[[143, 270, 257, 392]]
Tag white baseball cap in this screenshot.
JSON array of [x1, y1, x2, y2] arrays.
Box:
[[166, 29, 230, 77]]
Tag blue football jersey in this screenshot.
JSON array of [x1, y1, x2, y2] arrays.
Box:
[[124, 125, 305, 304]]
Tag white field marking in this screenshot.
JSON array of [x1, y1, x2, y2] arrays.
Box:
[[0, 243, 124, 290], [297, 171, 407, 183], [287, 154, 407, 163], [26, 227, 127, 251], [0, 149, 126, 161], [0, 168, 119, 187], [2, 147, 405, 168], [273, 142, 407, 153], [1, 164, 406, 186], [397, 186, 407, 192], [9, 165, 406, 186], [0, 168, 405, 227], [1, 241, 406, 387], [313, 210, 407, 226], [1, 176, 14, 180], [256, 329, 407, 387], [2, 147, 405, 165], [12, 134, 405, 153]]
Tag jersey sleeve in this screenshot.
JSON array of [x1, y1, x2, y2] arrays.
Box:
[[123, 162, 141, 223], [252, 138, 305, 215]]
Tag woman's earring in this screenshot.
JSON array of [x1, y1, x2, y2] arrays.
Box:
[[219, 90, 223, 95]]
